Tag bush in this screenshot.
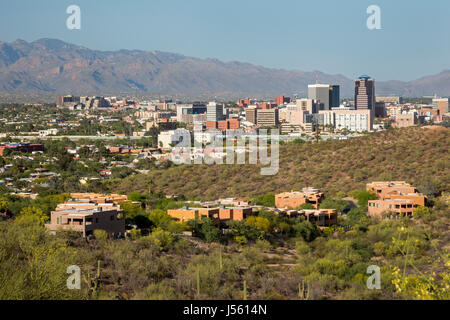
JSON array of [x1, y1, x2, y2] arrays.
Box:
[[93, 229, 108, 240]]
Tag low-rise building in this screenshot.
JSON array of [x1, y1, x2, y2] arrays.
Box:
[[168, 206, 252, 224], [275, 187, 324, 209], [0, 143, 44, 156], [45, 196, 126, 238], [367, 181, 427, 219]]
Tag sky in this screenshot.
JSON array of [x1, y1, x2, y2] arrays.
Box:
[[0, 0, 449, 81]]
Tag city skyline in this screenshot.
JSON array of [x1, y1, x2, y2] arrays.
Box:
[[0, 0, 449, 81]]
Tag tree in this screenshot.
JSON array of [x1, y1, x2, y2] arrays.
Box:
[[291, 220, 320, 242], [351, 190, 377, 207], [252, 193, 275, 207], [413, 206, 431, 218], [93, 229, 108, 240], [246, 216, 271, 236], [298, 203, 315, 210], [319, 198, 350, 213], [200, 218, 220, 243], [19, 206, 48, 225], [148, 209, 173, 229], [346, 207, 369, 226]]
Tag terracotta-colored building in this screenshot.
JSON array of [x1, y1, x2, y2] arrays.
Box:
[[168, 207, 220, 223], [168, 206, 252, 224], [70, 193, 128, 203], [368, 199, 418, 219], [367, 181, 427, 219], [367, 181, 418, 198], [273, 208, 337, 229], [275, 188, 324, 209]]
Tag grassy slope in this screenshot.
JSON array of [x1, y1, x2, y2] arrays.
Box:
[[109, 126, 450, 200]]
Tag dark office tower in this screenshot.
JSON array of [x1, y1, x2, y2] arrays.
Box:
[[355, 75, 375, 110], [329, 85, 340, 108]]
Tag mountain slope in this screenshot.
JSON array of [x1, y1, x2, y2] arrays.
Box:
[[0, 38, 449, 97], [107, 127, 450, 200]]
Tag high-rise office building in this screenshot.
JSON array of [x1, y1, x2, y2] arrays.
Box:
[[245, 108, 257, 125], [329, 85, 340, 108], [308, 84, 330, 110], [355, 75, 375, 110], [257, 108, 279, 127], [207, 102, 225, 122]]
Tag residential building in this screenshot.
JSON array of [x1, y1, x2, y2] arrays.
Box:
[[368, 199, 419, 219], [0, 143, 44, 156], [275, 208, 337, 229], [45, 196, 126, 238], [168, 206, 252, 225], [168, 207, 220, 223], [275, 187, 324, 209], [367, 181, 427, 219]]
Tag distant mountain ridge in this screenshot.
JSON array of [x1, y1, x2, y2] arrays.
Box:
[[0, 38, 449, 97]]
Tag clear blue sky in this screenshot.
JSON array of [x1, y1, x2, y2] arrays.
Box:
[[1, 0, 449, 81]]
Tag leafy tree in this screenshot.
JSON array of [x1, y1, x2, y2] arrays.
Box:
[[413, 206, 431, 219], [19, 206, 48, 224], [351, 190, 378, 207], [93, 229, 108, 240], [252, 193, 275, 207], [298, 203, 315, 210], [200, 218, 220, 243], [291, 219, 320, 242], [227, 220, 260, 241], [246, 216, 271, 236], [320, 198, 350, 213], [346, 207, 370, 226]]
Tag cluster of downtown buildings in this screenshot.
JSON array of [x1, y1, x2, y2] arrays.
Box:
[[41, 181, 428, 239], [54, 75, 449, 152]]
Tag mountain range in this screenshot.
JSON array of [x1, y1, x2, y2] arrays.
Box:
[[0, 38, 448, 98]]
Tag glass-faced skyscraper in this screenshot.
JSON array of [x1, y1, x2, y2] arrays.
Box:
[[329, 85, 340, 108]]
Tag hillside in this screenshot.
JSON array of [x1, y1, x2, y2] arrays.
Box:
[[0, 39, 449, 97], [108, 127, 450, 200]]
